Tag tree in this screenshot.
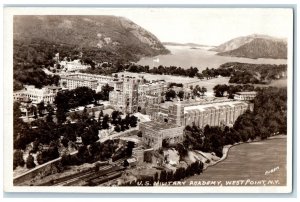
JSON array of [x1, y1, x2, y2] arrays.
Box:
[[70, 111, 80, 121], [81, 107, 89, 122], [114, 125, 121, 132], [37, 101, 45, 117], [13, 102, 22, 120], [159, 170, 167, 182], [177, 91, 185, 100], [46, 104, 54, 122], [213, 84, 228, 97], [99, 110, 104, 118], [111, 110, 120, 124], [61, 137, 69, 148], [197, 73, 204, 80], [13, 150, 25, 169], [61, 154, 71, 166], [30, 140, 40, 153], [200, 87, 207, 98], [37, 143, 60, 165], [166, 170, 174, 181], [137, 131, 142, 137], [165, 89, 176, 101], [56, 108, 66, 124], [29, 105, 38, 119], [102, 114, 110, 129], [154, 172, 159, 182], [26, 154, 36, 169], [101, 84, 114, 101], [193, 85, 201, 97], [176, 143, 188, 161], [81, 126, 99, 146], [162, 139, 170, 148], [129, 115, 138, 127], [46, 104, 53, 112]]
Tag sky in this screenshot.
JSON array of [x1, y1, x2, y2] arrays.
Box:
[[93, 8, 293, 46]]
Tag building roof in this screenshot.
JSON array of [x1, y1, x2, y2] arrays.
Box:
[[174, 97, 230, 106], [140, 121, 182, 131], [60, 76, 97, 82], [159, 101, 175, 109], [235, 91, 257, 95], [184, 101, 248, 114], [46, 86, 62, 90], [13, 90, 26, 94], [126, 157, 137, 164]]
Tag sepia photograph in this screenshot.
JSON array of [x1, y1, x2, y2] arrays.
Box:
[[3, 6, 294, 193]]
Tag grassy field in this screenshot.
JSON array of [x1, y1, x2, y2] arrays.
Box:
[[116, 72, 286, 98], [116, 72, 200, 84], [184, 77, 230, 94], [116, 72, 230, 94]]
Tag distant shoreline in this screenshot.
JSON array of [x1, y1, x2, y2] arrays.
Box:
[[137, 45, 287, 70]]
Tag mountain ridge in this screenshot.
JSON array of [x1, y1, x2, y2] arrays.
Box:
[[211, 34, 287, 59], [13, 15, 169, 89], [13, 15, 169, 64]]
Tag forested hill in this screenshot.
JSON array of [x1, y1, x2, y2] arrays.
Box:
[[211, 34, 287, 59], [13, 15, 169, 90], [14, 15, 169, 63]]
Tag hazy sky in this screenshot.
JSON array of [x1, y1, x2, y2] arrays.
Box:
[[95, 8, 293, 45]]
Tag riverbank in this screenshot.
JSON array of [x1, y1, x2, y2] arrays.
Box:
[[137, 45, 287, 69]]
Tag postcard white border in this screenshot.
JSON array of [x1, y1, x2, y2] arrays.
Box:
[[3, 6, 294, 194]]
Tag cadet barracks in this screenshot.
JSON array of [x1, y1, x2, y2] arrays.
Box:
[[140, 98, 249, 149]]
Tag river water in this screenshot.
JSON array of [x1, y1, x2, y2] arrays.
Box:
[[185, 137, 287, 186], [137, 45, 287, 70]]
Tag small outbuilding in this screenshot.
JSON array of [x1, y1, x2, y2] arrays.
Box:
[[123, 157, 137, 167]]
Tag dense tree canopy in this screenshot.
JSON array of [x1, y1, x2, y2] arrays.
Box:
[[213, 84, 257, 98]]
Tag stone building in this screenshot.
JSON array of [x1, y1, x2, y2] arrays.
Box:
[[60, 59, 90, 72], [137, 81, 168, 111], [109, 77, 168, 114], [147, 98, 249, 128], [60, 75, 98, 90], [234, 91, 257, 101], [13, 85, 61, 104], [132, 148, 144, 164], [109, 77, 141, 113], [139, 121, 184, 149], [59, 73, 116, 91]]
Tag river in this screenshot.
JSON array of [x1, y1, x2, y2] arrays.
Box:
[[185, 137, 287, 186], [137, 45, 287, 70]]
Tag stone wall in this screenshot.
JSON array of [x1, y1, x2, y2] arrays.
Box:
[[13, 151, 78, 185], [13, 157, 63, 185]]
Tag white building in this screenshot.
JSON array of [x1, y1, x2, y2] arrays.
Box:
[[234, 91, 257, 101], [60, 76, 98, 91], [60, 59, 90, 72], [59, 73, 116, 92], [13, 85, 61, 104]]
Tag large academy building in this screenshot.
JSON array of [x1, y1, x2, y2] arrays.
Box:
[[59, 73, 116, 91], [139, 121, 184, 149], [109, 77, 168, 114], [109, 78, 140, 114], [147, 98, 249, 128], [139, 98, 249, 149], [13, 85, 61, 104]]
